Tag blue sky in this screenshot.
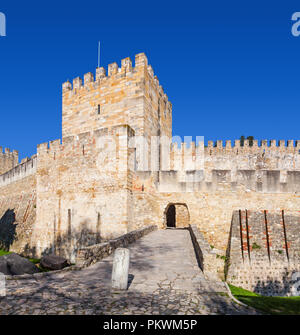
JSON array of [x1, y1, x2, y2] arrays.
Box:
[[0, 0, 300, 159]]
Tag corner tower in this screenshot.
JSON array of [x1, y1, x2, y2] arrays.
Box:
[[62, 53, 172, 144]]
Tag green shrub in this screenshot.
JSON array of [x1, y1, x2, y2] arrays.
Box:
[[252, 242, 261, 250]]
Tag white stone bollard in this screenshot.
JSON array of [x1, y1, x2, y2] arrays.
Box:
[[111, 248, 130, 290], [0, 273, 5, 297]]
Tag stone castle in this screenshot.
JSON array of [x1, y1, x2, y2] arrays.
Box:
[[0, 53, 300, 295]]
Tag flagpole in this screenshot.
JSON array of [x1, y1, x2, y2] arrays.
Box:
[[98, 41, 100, 68]]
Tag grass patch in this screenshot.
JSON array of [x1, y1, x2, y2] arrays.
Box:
[[28, 258, 40, 265], [0, 249, 12, 257], [229, 284, 300, 315]]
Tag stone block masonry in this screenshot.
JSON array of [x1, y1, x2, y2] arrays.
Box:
[[136, 139, 300, 194], [226, 210, 300, 296], [0, 174, 36, 255], [62, 53, 172, 154], [31, 124, 136, 259], [76, 225, 157, 267], [0, 155, 36, 187], [0, 147, 18, 175]]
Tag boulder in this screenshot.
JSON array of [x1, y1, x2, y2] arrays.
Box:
[[40, 255, 69, 270], [5, 253, 39, 275], [0, 256, 11, 275]]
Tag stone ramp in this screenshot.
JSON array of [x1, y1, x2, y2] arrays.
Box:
[[118, 229, 227, 294], [0, 229, 258, 315]]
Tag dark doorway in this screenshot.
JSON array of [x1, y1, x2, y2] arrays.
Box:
[[166, 205, 176, 228]]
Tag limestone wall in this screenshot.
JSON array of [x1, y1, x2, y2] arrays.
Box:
[[62, 53, 172, 146], [0, 155, 37, 187], [31, 124, 135, 259], [0, 174, 36, 255], [131, 184, 300, 253], [0, 147, 18, 175], [134, 138, 300, 194], [226, 210, 300, 296]]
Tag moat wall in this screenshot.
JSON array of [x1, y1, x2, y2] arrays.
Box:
[[226, 210, 300, 296]]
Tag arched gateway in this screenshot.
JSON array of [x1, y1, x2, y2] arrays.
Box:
[[164, 203, 190, 228]]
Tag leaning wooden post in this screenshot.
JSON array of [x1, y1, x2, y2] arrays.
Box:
[[111, 248, 130, 290]]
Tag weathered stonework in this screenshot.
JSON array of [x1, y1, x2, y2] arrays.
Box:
[[0, 174, 36, 255], [0, 147, 18, 175], [76, 225, 157, 268], [226, 210, 300, 296], [0, 52, 299, 296]]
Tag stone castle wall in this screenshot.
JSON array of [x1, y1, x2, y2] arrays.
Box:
[[0, 155, 37, 187], [30, 124, 136, 260], [0, 154, 37, 255], [0, 174, 36, 255], [134, 138, 300, 193], [0, 147, 18, 175], [226, 210, 300, 296], [131, 186, 300, 253]]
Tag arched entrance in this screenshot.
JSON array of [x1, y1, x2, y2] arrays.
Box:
[[164, 203, 190, 228], [166, 205, 176, 228]]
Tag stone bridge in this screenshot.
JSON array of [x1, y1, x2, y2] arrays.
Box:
[[0, 229, 257, 315]]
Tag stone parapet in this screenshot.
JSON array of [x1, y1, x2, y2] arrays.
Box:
[[76, 225, 157, 267]]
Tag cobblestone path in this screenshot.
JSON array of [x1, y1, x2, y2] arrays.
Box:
[[0, 229, 258, 315]]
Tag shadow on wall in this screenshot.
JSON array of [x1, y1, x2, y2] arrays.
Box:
[[253, 269, 300, 296], [22, 222, 102, 260], [0, 209, 17, 251]]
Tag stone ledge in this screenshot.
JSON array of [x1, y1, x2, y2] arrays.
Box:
[[5, 226, 157, 280], [76, 225, 158, 268], [188, 224, 224, 280]]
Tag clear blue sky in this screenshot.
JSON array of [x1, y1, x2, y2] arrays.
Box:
[[0, 0, 300, 159]]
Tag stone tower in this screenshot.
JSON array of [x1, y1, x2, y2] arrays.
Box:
[[62, 53, 172, 145]]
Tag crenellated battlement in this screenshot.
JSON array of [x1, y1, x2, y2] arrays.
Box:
[[37, 125, 135, 163], [0, 146, 18, 175], [62, 53, 169, 102], [0, 147, 18, 155], [0, 154, 36, 187], [165, 138, 300, 170], [205, 139, 300, 153], [62, 52, 172, 142]]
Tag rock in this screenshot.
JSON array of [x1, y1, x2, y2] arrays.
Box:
[[5, 253, 39, 275], [0, 256, 11, 275], [40, 255, 69, 270]]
